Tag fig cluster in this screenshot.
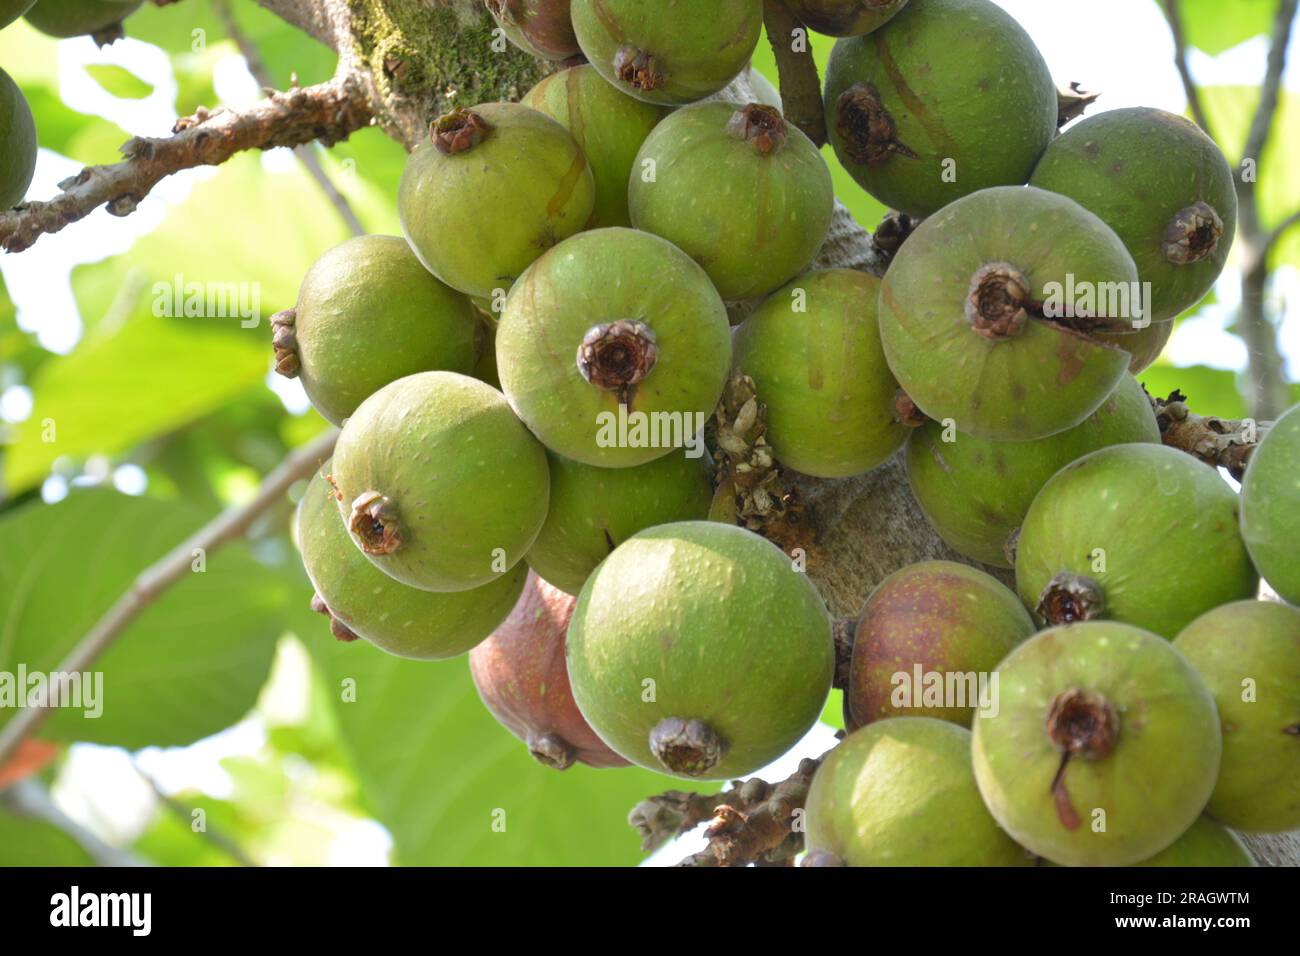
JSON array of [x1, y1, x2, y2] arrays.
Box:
[[264, 0, 1297, 867]]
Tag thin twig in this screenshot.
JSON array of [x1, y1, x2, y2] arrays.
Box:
[[0, 429, 339, 767], [133, 760, 259, 867], [762, 0, 827, 146], [215, 0, 366, 237], [1, 778, 151, 867], [1162, 0, 1214, 137]]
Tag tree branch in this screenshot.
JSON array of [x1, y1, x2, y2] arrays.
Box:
[[0, 68, 372, 253], [1162, 0, 1214, 137], [0, 429, 340, 767], [762, 0, 827, 146], [1238, 0, 1299, 231], [1, 778, 151, 867], [1148, 388, 1270, 481]]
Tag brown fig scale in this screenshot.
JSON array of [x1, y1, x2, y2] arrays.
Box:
[[1163, 200, 1223, 265], [575, 319, 658, 396], [1037, 571, 1105, 625], [348, 491, 402, 555], [835, 82, 918, 167], [966, 263, 1030, 339], [649, 717, 728, 777], [613, 47, 663, 92], [270, 309, 299, 377], [434, 108, 491, 155], [726, 103, 788, 156]]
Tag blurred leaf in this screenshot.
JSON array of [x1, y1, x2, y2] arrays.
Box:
[[123, 0, 226, 54], [819, 690, 845, 732], [20, 85, 133, 165], [0, 489, 286, 748], [317, 127, 408, 234], [307, 630, 688, 866], [1140, 363, 1249, 418], [83, 64, 154, 100], [0, 807, 94, 866], [0, 19, 62, 86], [229, 1, 338, 89], [1161, 0, 1282, 55], [131, 797, 244, 867]]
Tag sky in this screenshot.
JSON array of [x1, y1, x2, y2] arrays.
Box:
[[4, 0, 1298, 866]]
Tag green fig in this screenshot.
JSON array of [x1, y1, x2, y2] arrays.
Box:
[[496, 227, 732, 468], [805, 717, 1032, 866], [1175, 600, 1300, 833], [485, 0, 579, 60], [24, 0, 141, 38], [297, 467, 525, 660], [1015, 443, 1258, 638], [1131, 817, 1254, 867], [522, 64, 670, 228], [1030, 107, 1238, 323], [397, 103, 595, 299], [1, 0, 36, 31], [570, 0, 763, 106], [526, 448, 714, 596], [332, 371, 550, 592], [566, 521, 834, 779], [272, 235, 481, 426], [0, 67, 36, 210], [823, 0, 1057, 217], [878, 186, 1138, 441], [784, 0, 910, 37], [1240, 403, 1300, 605], [847, 561, 1034, 728], [469, 571, 628, 769], [734, 269, 907, 478], [971, 622, 1222, 867], [628, 102, 834, 301], [906, 373, 1161, 568]]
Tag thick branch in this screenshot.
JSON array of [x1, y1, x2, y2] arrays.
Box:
[[0, 71, 371, 253], [0, 429, 340, 767], [1149, 389, 1269, 481], [762, 0, 827, 146], [1162, 0, 1214, 137], [1239, 0, 1299, 231]]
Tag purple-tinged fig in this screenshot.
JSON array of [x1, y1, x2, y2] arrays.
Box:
[[784, 0, 910, 37], [485, 0, 579, 60]]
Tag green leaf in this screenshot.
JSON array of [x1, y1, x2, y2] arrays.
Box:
[[1140, 363, 1249, 419], [0, 19, 62, 87], [83, 64, 154, 100], [1161, 0, 1282, 55], [0, 807, 94, 866], [307, 631, 688, 866], [0, 489, 286, 749], [20, 85, 134, 165], [122, 0, 226, 55]]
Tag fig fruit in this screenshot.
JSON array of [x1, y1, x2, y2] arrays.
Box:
[[525, 449, 714, 596], [297, 468, 525, 660], [1015, 443, 1258, 638], [1030, 107, 1238, 323], [878, 185, 1137, 441], [784, 0, 910, 37], [332, 371, 550, 592], [398, 103, 595, 299], [847, 561, 1034, 728], [569, 0, 763, 106], [805, 717, 1032, 866], [1240, 403, 1300, 605], [272, 235, 481, 426], [628, 102, 834, 301], [24, 0, 141, 38], [496, 227, 731, 468], [1131, 817, 1254, 867], [823, 0, 1057, 217], [0, 67, 36, 210], [522, 65, 670, 229], [971, 622, 1221, 867], [733, 269, 906, 477], [485, 0, 579, 60], [1174, 600, 1300, 833], [1, 0, 36, 30], [905, 373, 1160, 568], [566, 521, 834, 778], [469, 571, 629, 769]]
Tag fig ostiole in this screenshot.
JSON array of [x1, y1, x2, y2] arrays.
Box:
[[496, 227, 732, 468], [1240, 402, 1300, 605], [331, 371, 550, 592], [1014, 443, 1258, 638], [525, 448, 714, 596], [1030, 106, 1238, 323], [878, 185, 1139, 442], [971, 621, 1222, 867], [628, 101, 834, 302], [398, 102, 595, 300], [823, 0, 1057, 217], [570, 0, 764, 106], [469, 571, 629, 769], [1174, 600, 1300, 833], [804, 717, 1033, 866], [905, 373, 1161, 569], [847, 561, 1035, 728], [565, 521, 834, 779], [271, 235, 481, 426], [296, 467, 526, 660], [523, 65, 671, 229], [732, 269, 907, 478], [0, 66, 37, 210]]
